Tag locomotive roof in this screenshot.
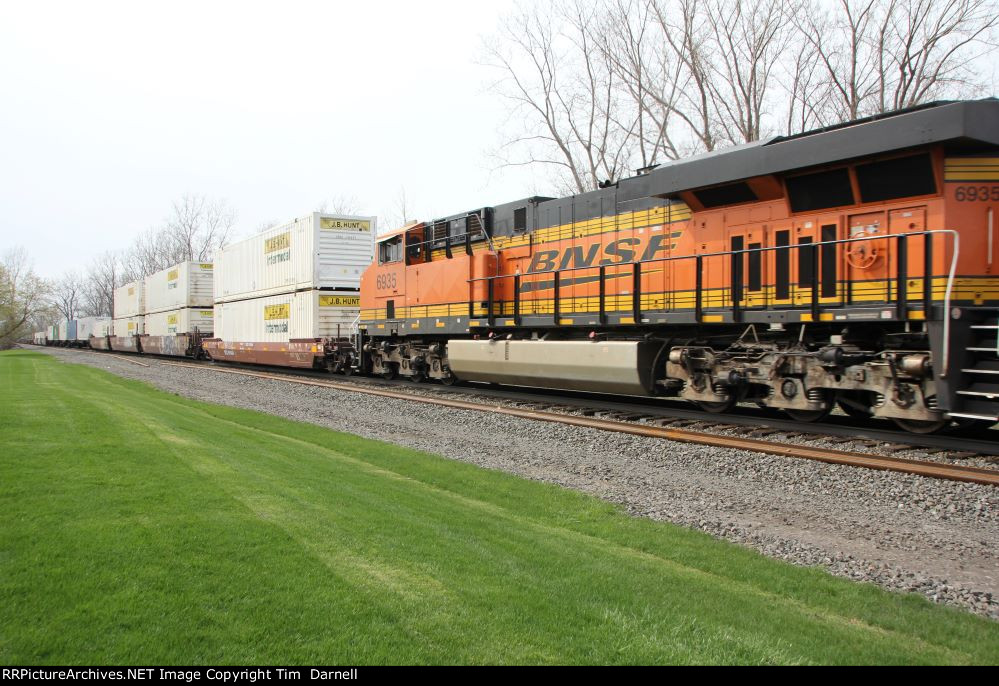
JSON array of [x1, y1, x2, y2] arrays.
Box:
[[639, 98, 999, 197]]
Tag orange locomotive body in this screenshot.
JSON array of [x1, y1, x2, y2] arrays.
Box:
[[360, 100, 999, 432]]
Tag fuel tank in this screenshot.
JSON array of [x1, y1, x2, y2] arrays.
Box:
[[446, 339, 660, 395]]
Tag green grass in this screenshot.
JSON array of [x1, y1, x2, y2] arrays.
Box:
[[0, 350, 997, 665]]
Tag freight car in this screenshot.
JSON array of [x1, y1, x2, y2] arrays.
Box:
[[202, 212, 375, 371], [358, 99, 999, 433]]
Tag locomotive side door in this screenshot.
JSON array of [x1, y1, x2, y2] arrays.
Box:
[[789, 219, 842, 308], [888, 207, 927, 308], [726, 225, 766, 309]]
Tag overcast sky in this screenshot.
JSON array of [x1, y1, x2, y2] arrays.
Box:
[[0, 0, 547, 278]]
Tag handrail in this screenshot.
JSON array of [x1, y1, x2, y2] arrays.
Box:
[[466, 229, 953, 280], [461, 229, 961, 376]]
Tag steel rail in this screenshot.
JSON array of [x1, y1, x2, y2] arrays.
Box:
[[108, 354, 150, 367], [60, 346, 999, 454], [159, 360, 999, 488]]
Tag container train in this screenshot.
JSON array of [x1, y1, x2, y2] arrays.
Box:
[[37, 100, 999, 434]]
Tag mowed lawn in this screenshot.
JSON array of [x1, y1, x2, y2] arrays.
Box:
[[1, 350, 997, 665]]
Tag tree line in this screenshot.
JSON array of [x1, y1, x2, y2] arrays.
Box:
[[50, 195, 237, 322], [0, 195, 236, 348], [486, 0, 998, 193]]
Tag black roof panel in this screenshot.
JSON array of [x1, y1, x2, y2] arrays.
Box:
[[638, 99, 999, 197]]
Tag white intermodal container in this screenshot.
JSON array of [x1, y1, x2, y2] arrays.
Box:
[[144, 261, 214, 314], [145, 308, 214, 336], [113, 316, 145, 336], [57, 319, 77, 341], [214, 290, 359, 342], [93, 319, 113, 337], [113, 281, 146, 318], [76, 316, 112, 340], [214, 213, 376, 303]]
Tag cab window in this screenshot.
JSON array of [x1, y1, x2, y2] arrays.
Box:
[[378, 236, 402, 264]]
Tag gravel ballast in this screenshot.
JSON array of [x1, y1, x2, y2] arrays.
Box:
[[34, 347, 999, 620]]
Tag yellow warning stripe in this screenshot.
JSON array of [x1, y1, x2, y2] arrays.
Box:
[[361, 276, 999, 322], [944, 157, 999, 181], [429, 204, 691, 260]]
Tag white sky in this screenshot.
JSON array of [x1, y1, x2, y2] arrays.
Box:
[[0, 0, 545, 278]]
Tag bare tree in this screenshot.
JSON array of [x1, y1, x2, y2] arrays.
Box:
[[705, 0, 790, 144], [121, 194, 237, 281], [881, 0, 998, 110], [604, 0, 682, 165], [487, 0, 997, 190], [52, 271, 84, 320], [379, 186, 418, 234], [797, 0, 997, 121], [485, 0, 636, 193], [316, 194, 361, 215], [651, 0, 721, 153], [166, 194, 237, 263], [796, 0, 884, 121], [0, 248, 50, 348], [781, 35, 834, 135], [82, 251, 121, 318]]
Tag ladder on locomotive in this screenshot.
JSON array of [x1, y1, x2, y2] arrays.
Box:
[[950, 309, 999, 424]]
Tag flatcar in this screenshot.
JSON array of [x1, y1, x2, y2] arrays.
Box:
[[358, 99, 999, 433]]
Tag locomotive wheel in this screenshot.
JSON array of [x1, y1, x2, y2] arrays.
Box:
[[892, 417, 949, 434], [837, 395, 873, 419], [380, 363, 398, 380], [409, 371, 426, 383], [440, 372, 458, 386], [784, 406, 834, 423], [696, 398, 736, 413], [343, 364, 354, 376]]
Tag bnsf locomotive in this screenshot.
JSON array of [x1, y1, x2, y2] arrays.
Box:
[[359, 99, 999, 433]]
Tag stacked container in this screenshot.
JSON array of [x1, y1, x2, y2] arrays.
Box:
[[57, 319, 78, 343], [213, 291, 359, 342], [145, 308, 214, 336], [215, 213, 375, 302], [206, 212, 374, 366], [113, 317, 145, 336], [144, 261, 214, 336], [113, 280, 145, 339], [77, 316, 112, 341]]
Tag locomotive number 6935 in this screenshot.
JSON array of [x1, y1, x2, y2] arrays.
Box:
[[375, 273, 397, 290]]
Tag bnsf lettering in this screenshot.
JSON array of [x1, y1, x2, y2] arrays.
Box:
[[602, 238, 639, 265], [558, 244, 601, 270], [376, 273, 397, 290], [526, 236, 669, 274]]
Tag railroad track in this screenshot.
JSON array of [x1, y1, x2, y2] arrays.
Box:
[[157, 354, 999, 460], [158, 359, 999, 488], [53, 345, 999, 463]]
